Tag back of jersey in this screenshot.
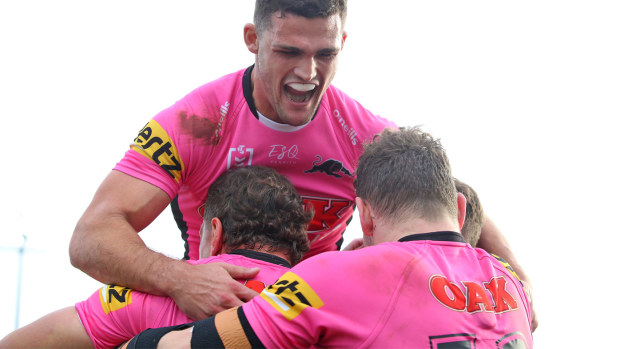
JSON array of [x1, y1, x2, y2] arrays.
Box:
[[366, 240, 533, 348]]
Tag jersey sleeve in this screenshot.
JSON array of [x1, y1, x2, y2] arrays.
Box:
[[113, 84, 221, 200], [75, 285, 190, 349], [241, 250, 395, 348]]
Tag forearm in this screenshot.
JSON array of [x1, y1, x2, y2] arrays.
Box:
[[70, 215, 183, 296], [476, 215, 530, 284], [0, 307, 93, 349], [69, 170, 181, 295], [477, 215, 538, 330]]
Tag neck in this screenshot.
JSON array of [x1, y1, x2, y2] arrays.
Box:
[[373, 216, 460, 245], [226, 245, 292, 265]]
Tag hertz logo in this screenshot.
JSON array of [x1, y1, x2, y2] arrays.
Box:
[[131, 120, 185, 182], [98, 285, 133, 315], [260, 271, 323, 321]]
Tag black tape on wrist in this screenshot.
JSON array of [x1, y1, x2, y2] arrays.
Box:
[[125, 323, 193, 349], [190, 316, 225, 348]]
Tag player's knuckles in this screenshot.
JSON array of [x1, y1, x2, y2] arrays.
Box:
[[218, 293, 236, 306]]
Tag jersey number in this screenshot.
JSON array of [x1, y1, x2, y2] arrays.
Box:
[[429, 332, 527, 348]]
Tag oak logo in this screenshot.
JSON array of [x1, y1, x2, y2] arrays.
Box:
[[244, 279, 266, 293], [98, 285, 133, 315], [429, 275, 519, 314], [132, 120, 185, 182], [260, 271, 323, 321]]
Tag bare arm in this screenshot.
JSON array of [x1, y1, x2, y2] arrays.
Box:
[[476, 215, 538, 331], [69, 171, 259, 320], [0, 307, 93, 349]]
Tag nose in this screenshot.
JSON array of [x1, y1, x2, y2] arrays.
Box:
[[294, 56, 317, 81]]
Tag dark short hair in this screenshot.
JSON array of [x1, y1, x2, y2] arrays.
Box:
[[454, 178, 484, 246], [254, 0, 347, 33], [203, 166, 312, 264], [355, 127, 457, 224]]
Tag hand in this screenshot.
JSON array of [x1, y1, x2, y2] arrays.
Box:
[[342, 238, 364, 251], [168, 262, 260, 320], [522, 280, 539, 332]]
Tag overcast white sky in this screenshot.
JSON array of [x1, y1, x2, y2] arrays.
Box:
[[1, 1, 619, 347]]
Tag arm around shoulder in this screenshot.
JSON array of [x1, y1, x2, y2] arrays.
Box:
[[69, 170, 176, 295], [477, 214, 538, 331]]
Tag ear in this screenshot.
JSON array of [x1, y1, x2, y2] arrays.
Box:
[[456, 192, 467, 230], [341, 30, 348, 50], [244, 23, 259, 54], [210, 217, 224, 256], [355, 197, 374, 237]]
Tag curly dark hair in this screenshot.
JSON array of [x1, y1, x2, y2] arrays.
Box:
[[203, 166, 312, 264], [454, 178, 484, 246], [254, 0, 347, 33]]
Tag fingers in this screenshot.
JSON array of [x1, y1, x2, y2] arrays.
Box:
[[221, 264, 260, 279], [343, 238, 364, 251], [234, 283, 260, 302]]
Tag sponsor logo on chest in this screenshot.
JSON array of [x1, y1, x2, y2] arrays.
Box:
[[333, 109, 358, 146], [268, 144, 300, 165]]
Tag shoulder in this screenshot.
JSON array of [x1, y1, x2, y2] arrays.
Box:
[[322, 85, 397, 141], [153, 68, 246, 129], [290, 244, 407, 288], [487, 252, 523, 283]]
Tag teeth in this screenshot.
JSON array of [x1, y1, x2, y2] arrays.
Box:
[[288, 83, 316, 92]]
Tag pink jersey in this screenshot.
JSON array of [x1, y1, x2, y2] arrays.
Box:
[[114, 66, 396, 260], [243, 232, 533, 348], [75, 250, 290, 349]]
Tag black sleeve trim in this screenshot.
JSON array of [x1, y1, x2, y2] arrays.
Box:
[[125, 323, 193, 349], [237, 306, 265, 348], [190, 316, 225, 348]]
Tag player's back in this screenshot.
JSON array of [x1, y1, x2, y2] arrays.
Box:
[[362, 234, 533, 348], [246, 232, 533, 348]]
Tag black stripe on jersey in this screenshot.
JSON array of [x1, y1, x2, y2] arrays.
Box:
[[398, 231, 465, 243], [191, 316, 225, 348], [170, 196, 190, 260], [125, 323, 193, 349], [189, 308, 264, 349], [337, 203, 357, 250], [229, 249, 292, 268], [237, 307, 265, 349], [243, 65, 259, 119]]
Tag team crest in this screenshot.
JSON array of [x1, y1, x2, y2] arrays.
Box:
[[227, 145, 254, 169], [304, 155, 353, 178]]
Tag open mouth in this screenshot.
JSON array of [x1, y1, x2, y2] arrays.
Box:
[[284, 83, 316, 103]]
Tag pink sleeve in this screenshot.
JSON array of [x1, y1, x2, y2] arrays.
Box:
[[242, 251, 387, 348], [75, 285, 191, 349], [113, 85, 220, 200]]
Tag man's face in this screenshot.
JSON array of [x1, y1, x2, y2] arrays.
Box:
[[249, 13, 346, 126]]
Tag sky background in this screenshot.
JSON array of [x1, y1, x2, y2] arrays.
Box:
[[1, 1, 619, 347]]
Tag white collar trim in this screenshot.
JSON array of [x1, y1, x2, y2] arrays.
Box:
[[257, 111, 309, 132]]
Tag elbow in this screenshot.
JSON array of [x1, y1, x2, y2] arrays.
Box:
[[69, 221, 91, 271]]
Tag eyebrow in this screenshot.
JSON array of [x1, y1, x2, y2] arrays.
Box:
[[273, 44, 340, 54]]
